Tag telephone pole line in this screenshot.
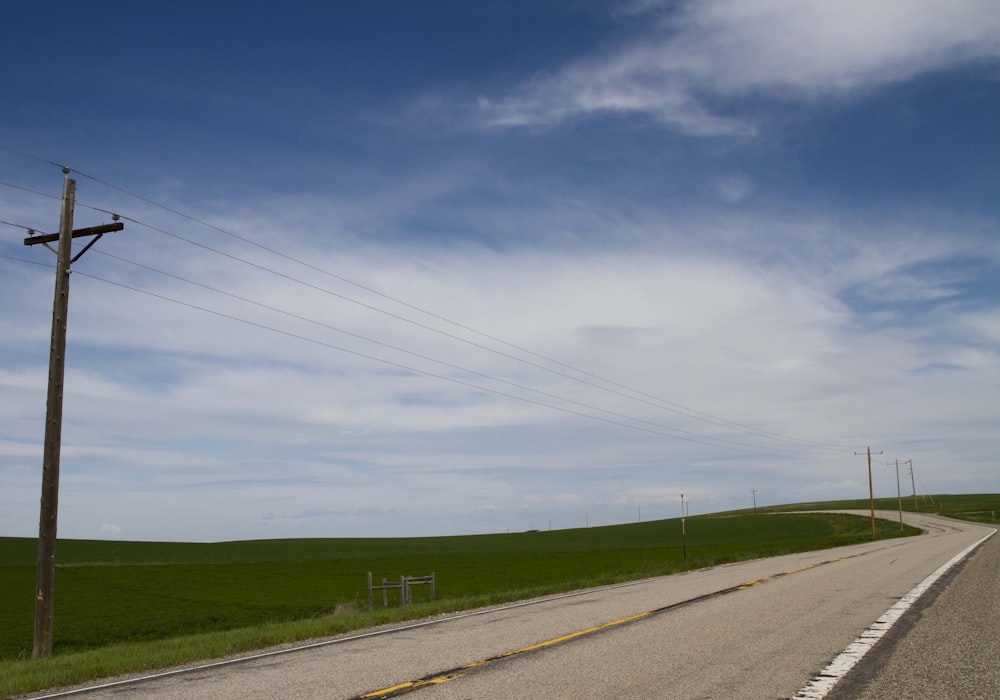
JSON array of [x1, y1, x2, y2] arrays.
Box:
[[905, 459, 916, 509], [854, 446, 883, 540], [887, 459, 903, 531], [680, 494, 688, 560], [24, 170, 124, 659]]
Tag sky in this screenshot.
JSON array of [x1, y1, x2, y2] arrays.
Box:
[[1, 0, 998, 542]]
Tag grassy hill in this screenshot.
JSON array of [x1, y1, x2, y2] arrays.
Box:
[[1, 494, 995, 696]]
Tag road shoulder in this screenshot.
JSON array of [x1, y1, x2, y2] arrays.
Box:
[[826, 524, 999, 699]]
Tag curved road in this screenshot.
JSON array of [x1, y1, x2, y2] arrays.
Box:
[[29, 512, 995, 699]]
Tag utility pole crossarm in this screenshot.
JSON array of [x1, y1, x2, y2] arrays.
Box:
[[24, 221, 124, 246]]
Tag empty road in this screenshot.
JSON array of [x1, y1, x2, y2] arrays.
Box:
[[30, 512, 995, 699]]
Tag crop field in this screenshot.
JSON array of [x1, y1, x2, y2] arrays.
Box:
[[1, 512, 917, 659], [1, 495, 993, 696]]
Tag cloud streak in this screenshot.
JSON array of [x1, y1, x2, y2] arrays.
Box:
[[476, 0, 1000, 132]]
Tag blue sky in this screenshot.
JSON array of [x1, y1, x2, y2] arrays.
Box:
[[2, 1, 999, 541]]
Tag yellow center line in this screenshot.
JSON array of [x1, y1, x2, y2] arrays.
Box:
[[356, 550, 872, 698], [360, 612, 654, 698], [498, 611, 653, 657]]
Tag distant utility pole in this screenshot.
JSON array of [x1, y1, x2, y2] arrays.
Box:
[[854, 446, 883, 540], [680, 494, 687, 560], [905, 459, 916, 509], [751, 488, 758, 514], [24, 170, 124, 659], [887, 459, 903, 531]]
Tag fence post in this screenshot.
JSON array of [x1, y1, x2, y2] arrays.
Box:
[[366, 572, 434, 609]]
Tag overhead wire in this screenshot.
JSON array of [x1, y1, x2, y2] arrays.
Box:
[[0, 145, 65, 171], [91, 248, 843, 460], [104, 203, 855, 452], [1, 150, 858, 453], [113, 209, 854, 453], [10, 216, 856, 455], [1, 218, 39, 234], [1, 249, 855, 466], [0, 252, 52, 268], [68, 263, 820, 459], [0, 151, 848, 451], [0, 178, 60, 202]]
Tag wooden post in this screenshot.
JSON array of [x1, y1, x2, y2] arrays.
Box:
[[681, 494, 687, 560], [867, 447, 876, 539], [855, 446, 882, 540], [907, 459, 917, 509], [33, 173, 75, 659], [893, 459, 903, 531], [25, 175, 124, 659]]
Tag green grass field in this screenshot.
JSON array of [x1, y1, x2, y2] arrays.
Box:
[[760, 493, 1000, 525], [0, 494, 994, 697]]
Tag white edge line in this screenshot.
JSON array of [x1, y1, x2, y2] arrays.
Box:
[[792, 527, 996, 699]]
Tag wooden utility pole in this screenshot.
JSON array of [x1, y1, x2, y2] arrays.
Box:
[[905, 459, 916, 509], [680, 494, 687, 560], [888, 459, 903, 531], [855, 446, 882, 540], [25, 170, 123, 658]]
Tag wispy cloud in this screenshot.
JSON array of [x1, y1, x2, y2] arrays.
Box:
[[476, 0, 1000, 133]]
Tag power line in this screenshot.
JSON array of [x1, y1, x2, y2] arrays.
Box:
[[2, 249, 854, 460], [0, 252, 53, 268], [0, 178, 61, 201], [90, 249, 842, 459], [108, 210, 853, 453], [1, 152, 855, 452], [3, 247, 862, 468], [71, 265, 823, 458], [2, 151, 848, 451], [0, 145, 66, 170], [1, 219, 39, 234]]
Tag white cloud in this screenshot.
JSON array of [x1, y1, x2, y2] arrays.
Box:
[[5, 198, 997, 540], [661, 0, 1000, 95], [477, 0, 1000, 132]]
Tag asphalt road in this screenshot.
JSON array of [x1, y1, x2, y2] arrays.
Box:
[[29, 512, 994, 700], [827, 520, 999, 699]]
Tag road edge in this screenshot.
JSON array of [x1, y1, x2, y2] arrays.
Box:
[[790, 525, 996, 699]]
